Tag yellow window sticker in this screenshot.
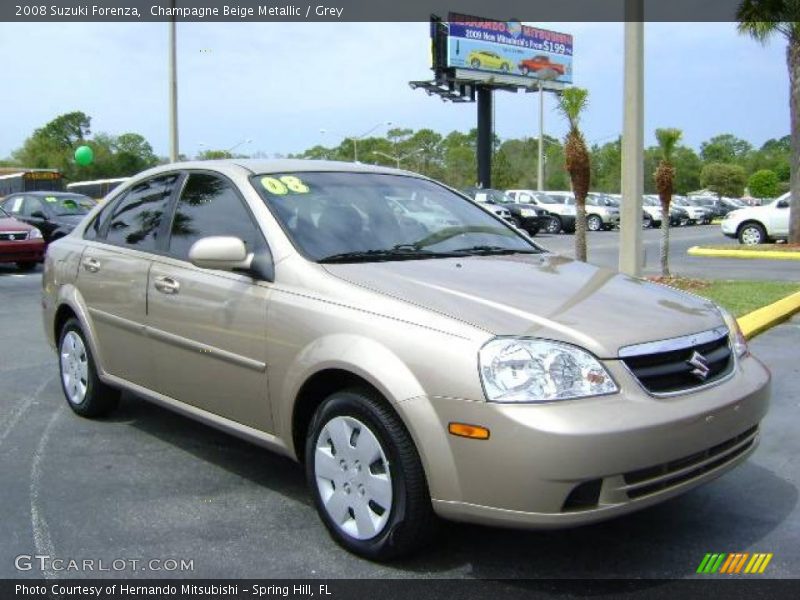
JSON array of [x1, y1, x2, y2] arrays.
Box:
[[260, 175, 309, 195]]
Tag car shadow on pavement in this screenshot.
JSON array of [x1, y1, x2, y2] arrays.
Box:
[[111, 392, 312, 507], [108, 394, 796, 579]]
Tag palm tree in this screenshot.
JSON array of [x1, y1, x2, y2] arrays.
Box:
[[737, 1, 800, 243], [556, 88, 591, 261], [653, 128, 683, 277]]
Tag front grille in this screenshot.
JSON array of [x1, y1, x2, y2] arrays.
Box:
[[0, 231, 28, 241], [624, 426, 758, 499], [621, 330, 733, 394]]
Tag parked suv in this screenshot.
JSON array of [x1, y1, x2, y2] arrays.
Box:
[[465, 188, 548, 235], [43, 160, 770, 560], [506, 190, 576, 234], [545, 191, 620, 231], [721, 193, 791, 244]]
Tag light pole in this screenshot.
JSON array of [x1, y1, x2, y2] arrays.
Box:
[[372, 148, 424, 169], [538, 81, 545, 191], [320, 121, 392, 162], [168, 7, 179, 163], [226, 138, 253, 154]]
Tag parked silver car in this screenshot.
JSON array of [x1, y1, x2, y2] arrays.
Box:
[[42, 160, 770, 560]]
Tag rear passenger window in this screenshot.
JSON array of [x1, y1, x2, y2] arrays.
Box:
[[105, 174, 179, 250], [167, 173, 265, 260]]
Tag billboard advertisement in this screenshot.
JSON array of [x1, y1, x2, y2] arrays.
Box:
[[444, 13, 573, 84]]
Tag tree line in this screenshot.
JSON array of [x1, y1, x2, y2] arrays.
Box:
[[294, 128, 790, 200], [0, 110, 789, 201]]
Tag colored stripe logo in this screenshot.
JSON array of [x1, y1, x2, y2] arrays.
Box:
[[696, 552, 773, 574]]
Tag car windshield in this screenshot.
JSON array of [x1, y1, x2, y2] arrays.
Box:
[[532, 194, 560, 204], [252, 172, 542, 262], [0, 206, 9, 218], [43, 195, 91, 216], [690, 197, 714, 206]]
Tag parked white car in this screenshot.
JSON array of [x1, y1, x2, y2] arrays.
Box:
[[545, 191, 619, 231], [721, 193, 791, 244]]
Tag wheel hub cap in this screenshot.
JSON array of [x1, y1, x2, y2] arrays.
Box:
[[314, 416, 393, 540], [60, 331, 88, 405]]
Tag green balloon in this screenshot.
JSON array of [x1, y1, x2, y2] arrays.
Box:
[[74, 145, 94, 166]]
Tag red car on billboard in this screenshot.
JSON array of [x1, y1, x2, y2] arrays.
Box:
[[518, 55, 566, 77]]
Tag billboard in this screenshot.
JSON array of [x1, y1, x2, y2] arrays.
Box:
[[444, 13, 573, 85]]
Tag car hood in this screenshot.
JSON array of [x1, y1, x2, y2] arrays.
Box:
[[323, 254, 724, 358], [50, 214, 87, 226], [0, 216, 33, 232]]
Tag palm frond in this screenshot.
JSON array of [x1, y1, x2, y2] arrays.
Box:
[[556, 88, 589, 131], [655, 128, 682, 162], [736, 0, 800, 42]]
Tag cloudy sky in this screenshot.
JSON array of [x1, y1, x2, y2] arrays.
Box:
[[0, 21, 789, 160]]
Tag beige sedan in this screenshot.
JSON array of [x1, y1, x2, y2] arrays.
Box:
[[42, 160, 770, 560]]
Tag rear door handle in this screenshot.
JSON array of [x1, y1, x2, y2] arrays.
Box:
[[82, 258, 100, 273], [154, 276, 180, 295]]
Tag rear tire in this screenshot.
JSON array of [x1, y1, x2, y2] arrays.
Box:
[[305, 388, 435, 560], [58, 318, 120, 418], [545, 216, 562, 234], [587, 214, 603, 232]]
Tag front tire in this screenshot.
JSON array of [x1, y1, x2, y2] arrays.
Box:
[[16, 261, 37, 272], [306, 388, 435, 560], [738, 222, 767, 245], [587, 214, 603, 232], [58, 318, 119, 418]]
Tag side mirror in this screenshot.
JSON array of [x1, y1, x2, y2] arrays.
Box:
[[777, 200, 789, 209], [189, 236, 253, 271]]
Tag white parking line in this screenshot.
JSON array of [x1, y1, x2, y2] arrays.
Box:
[[30, 405, 63, 580], [0, 375, 55, 447]]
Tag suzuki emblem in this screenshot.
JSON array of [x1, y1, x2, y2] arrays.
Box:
[[688, 351, 711, 381]]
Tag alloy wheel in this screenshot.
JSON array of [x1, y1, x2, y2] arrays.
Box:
[[60, 331, 88, 405]]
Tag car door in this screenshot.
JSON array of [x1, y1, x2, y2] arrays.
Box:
[[147, 171, 274, 432], [77, 173, 181, 389], [771, 197, 791, 236]]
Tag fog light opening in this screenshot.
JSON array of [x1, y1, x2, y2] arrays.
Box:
[[562, 479, 602, 511]]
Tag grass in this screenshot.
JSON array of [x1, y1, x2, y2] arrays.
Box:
[[696, 244, 800, 253], [648, 277, 800, 317]]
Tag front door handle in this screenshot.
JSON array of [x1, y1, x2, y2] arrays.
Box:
[[82, 257, 100, 273], [154, 276, 180, 295]]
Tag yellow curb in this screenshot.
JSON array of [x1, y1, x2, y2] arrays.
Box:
[[737, 290, 800, 340], [688, 246, 800, 261]]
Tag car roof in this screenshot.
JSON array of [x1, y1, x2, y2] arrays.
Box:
[[134, 159, 414, 179], [14, 191, 88, 198]]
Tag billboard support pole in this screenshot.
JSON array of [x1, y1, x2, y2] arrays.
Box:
[[477, 85, 492, 188], [619, 11, 644, 276], [537, 81, 545, 191]]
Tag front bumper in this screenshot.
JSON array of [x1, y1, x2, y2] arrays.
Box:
[[0, 239, 45, 263], [721, 220, 738, 237], [406, 353, 770, 529]]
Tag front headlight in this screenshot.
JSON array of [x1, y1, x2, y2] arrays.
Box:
[[519, 209, 534, 217], [479, 338, 618, 403], [718, 307, 748, 358], [27, 228, 43, 240]]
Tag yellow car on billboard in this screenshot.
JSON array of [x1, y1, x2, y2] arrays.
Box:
[[467, 50, 511, 72]]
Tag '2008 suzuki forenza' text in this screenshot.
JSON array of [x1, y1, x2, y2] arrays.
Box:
[[43, 160, 770, 559]]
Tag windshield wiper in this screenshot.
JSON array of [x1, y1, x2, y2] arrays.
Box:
[[449, 245, 542, 256], [319, 248, 459, 264]]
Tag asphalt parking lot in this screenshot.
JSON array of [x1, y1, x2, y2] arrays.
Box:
[[537, 224, 800, 281], [0, 236, 798, 580]]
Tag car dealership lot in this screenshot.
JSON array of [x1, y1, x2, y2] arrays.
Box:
[[1, 261, 798, 579], [538, 224, 800, 281]]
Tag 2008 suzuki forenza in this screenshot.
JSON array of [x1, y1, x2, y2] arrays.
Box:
[[42, 160, 770, 560]]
